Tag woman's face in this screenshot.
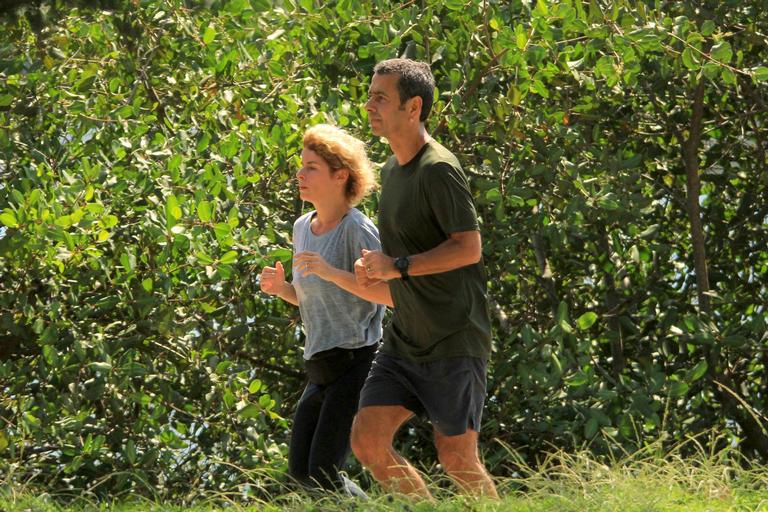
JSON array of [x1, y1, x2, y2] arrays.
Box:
[[296, 147, 346, 205]]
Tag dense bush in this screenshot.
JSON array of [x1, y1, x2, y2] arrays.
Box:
[[1, 0, 766, 498]]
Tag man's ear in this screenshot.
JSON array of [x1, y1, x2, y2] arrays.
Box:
[[408, 96, 422, 122]]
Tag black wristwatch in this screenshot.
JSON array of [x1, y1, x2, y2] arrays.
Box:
[[394, 256, 410, 281]]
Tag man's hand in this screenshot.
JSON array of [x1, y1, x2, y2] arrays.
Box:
[[361, 249, 399, 281], [259, 260, 287, 296], [354, 256, 380, 288], [293, 251, 334, 280]]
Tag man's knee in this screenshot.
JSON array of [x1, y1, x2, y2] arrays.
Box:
[[435, 431, 480, 473], [351, 407, 405, 465], [350, 413, 380, 465], [438, 447, 478, 473]]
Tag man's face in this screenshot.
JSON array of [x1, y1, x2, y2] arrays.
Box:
[[365, 72, 409, 138]]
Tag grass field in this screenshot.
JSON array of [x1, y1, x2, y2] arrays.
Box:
[[2, 447, 767, 511]]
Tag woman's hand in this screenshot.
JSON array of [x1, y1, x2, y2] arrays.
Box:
[[293, 251, 335, 281], [354, 255, 381, 288], [259, 260, 287, 296], [361, 249, 398, 281]]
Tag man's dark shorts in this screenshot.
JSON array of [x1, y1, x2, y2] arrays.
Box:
[[358, 352, 487, 436]]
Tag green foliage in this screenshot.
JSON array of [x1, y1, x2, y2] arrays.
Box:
[[1, 0, 767, 500], [2, 444, 768, 510]]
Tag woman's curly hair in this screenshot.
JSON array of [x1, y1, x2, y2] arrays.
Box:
[[303, 124, 377, 206]]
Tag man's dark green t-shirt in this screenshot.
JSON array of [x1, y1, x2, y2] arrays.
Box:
[[378, 140, 492, 363]]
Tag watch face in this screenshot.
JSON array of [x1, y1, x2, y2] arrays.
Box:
[[396, 257, 409, 271]]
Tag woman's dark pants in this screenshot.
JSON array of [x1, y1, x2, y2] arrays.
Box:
[[288, 351, 373, 491]]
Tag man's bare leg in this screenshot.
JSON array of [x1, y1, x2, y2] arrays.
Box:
[[351, 405, 432, 499], [434, 428, 498, 498]]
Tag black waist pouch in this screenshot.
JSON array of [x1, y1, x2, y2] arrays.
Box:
[[305, 342, 378, 386]]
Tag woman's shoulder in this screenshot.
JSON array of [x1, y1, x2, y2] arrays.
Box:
[[340, 209, 380, 247], [344, 208, 377, 231], [294, 210, 315, 229]]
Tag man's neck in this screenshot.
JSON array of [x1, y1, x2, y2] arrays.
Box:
[[388, 124, 432, 166]]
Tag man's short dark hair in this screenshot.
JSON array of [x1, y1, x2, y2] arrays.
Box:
[[373, 58, 435, 122]]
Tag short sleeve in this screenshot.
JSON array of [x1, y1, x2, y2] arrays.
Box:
[[291, 212, 312, 284], [424, 163, 479, 235], [348, 215, 381, 257]]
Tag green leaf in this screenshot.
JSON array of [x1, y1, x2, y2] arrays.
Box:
[[669, 381, 689, 398], [220, 134, 240, 159], [196, 252, 214, 265], [197, 200, 212, 222], [556, 301, 573, 333], [166, 195, 182, 223], [753, 67, 768, 82], [443, 0, 466, 11], [200, 302, 218, 313], [515, 24, 528, 50], [721, 67, 737, 85], [530, 80, 549, 98], [43, 345, 59, 365], [28, 189, 42, 205], [125, 439, 137, 465], [101, 215, 119, 229], [577, 312, 598, 330], [638, 224, 660, 239], [267, 248, 292, 264], [89, 362, 113, 372], [567, 371, 589, 387], [584, 417, 599, 438], [214, 222, 233, 242], [228, 206, 240, 228], [197, 133, 211, 153], [710, 41, 732, 63], [722, 335, 748, 348], [238, 403, 261, 419], [219, 250, 238, 265], [485, 188, 502, 202], [0, 212, 18, 228], [168, 154, 182, 171], [225, 0, 251, 15], [686, 360, 708, 382], [701, 20, 716, 36], [597, 193, 620, 210], [682, 48, 699, 70], [203, 25, 217, 45], [227, 324, 249, 340], [249, 379, 262, 394], [115, 105, 133, 119]]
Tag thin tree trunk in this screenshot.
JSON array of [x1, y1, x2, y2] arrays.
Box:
[[531, 232, 558, 310], [681, 80, 711, 315], [682, 80, 768, 459], [597, 228, 625, 376]]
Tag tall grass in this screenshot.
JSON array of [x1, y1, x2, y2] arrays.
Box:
[[2, 440, 768, 511]]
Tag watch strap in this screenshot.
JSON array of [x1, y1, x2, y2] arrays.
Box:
[[395, 256, 410, 281]]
